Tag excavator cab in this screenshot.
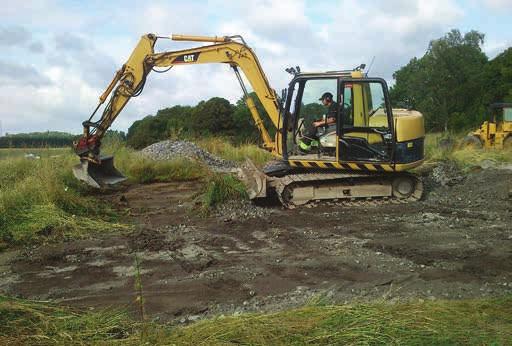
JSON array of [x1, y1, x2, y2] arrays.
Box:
[[285, 73, 399, 164]]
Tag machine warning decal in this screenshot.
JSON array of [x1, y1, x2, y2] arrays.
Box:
[[173, 53, 200, 63]]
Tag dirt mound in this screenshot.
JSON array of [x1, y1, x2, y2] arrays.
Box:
[[425, 162, 512, 208], [141, 140, 236, 171]]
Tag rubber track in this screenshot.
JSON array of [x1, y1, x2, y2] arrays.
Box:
[[274, 172, 423, 209]]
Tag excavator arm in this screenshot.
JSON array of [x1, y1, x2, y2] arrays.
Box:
[[73, 33, 283, 188], [75, 34, 280, 163]]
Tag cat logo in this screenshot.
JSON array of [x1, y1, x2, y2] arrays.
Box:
[[184, 54, 195, 62], [174, 52, 200, 64]]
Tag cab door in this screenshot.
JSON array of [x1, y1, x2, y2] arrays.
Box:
[[338, 79, 394, 162]]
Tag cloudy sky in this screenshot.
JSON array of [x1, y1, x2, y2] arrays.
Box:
[[1, 0, 511, 134]]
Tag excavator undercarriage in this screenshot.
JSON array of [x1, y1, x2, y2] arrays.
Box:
[[239, 161, 423, 208]]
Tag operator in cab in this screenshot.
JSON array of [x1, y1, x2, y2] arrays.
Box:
[[299, 92, 337, 152]]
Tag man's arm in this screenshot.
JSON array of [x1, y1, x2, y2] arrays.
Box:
[[312, 117, 336, 127]]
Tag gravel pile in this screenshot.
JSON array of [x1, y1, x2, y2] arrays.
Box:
[[141, 140, 237, 171], [214, 199, 275, 221], [430, 161, 465, 186]]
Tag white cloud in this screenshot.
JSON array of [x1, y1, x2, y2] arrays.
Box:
[[484, 39, 512, 58], [2, 0, 508, 135], [483, 0, 512, 10]]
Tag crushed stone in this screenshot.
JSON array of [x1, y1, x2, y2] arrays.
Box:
[[430, 161, 465, 186], [214, 199, 275, 221], [141, 140, 237, 172]]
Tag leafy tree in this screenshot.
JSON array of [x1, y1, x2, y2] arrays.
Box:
[[127, 115, 167, 149], [391, 29, 488, 131], [190, 97, 235, 136], [300, 103, 326, 126], [482, 48, 512, 105], [232, 92, 275, 143]]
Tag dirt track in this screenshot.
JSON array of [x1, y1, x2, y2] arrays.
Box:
[[1, 165, 511, 322]]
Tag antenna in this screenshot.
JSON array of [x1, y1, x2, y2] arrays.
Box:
[[366, 56, 376, 76]]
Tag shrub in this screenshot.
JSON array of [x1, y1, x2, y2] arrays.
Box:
[[200, 173, 248, 212]]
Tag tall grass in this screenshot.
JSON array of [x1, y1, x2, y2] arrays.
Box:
[[102, 139, 250, 213], [200, 173, 248, 214], [0, 295, 136, 345], [0, 147, 70, 160], [102, 140, 210, 184], [168, 297, 512, 345], [0, 153, 128, 247], [196, 137, 273, 167], [424, 132, 512, 168], [1, 295, 510, 345], [0, 141, 248, 247]]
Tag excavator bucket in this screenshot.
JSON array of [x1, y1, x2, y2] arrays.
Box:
[[237, 159, 270, 199], [72, 156, 126, 188]]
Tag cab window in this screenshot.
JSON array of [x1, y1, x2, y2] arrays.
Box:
[[298, 79, 337, 123]]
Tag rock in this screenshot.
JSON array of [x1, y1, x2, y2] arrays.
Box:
[[213, 199, 273, 220], [141, 140, 237, 172], [430, 162, 465, 186]]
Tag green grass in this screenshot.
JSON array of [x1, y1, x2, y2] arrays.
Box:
[[424, 132, 512, 168], [199, 173, 248, 213], [0, 143, 214, 248], [0, 152, 129, 248], [104, 139, 249, 212], [0, 295, 136, 345], [125, 157, 208, 184], [0, 141, 249, 247], [197, 137, 273, 167], [1, 295, 511, 345], [100, 139, 211, 184]]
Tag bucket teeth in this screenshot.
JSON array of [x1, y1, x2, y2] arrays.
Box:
[[72, 156, 126, 188]]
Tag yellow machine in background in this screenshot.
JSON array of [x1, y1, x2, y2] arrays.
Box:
[[463, 103, 512, 149]]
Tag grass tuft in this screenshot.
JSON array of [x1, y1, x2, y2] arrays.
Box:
[[197, 137, 272, 167], [102, 142, 210, 184], [165, 296, 512, 345], [200, 173, 248, 213], [125, 156, 208, 184]]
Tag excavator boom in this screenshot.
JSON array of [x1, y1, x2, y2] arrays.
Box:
[[73, 33, 281, 188]]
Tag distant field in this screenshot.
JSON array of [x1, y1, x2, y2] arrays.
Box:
[[0, 147, 72, 160]]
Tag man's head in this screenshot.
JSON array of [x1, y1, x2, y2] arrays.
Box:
[[319, 92, 334, 106]]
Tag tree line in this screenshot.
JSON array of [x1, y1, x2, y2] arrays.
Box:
[[126, 94, 274, 149], [3, 29, 511, 149], [0, 131, 126, 148], [390, 29, 512, 131]]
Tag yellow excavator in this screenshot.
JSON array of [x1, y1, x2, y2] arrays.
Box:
[[73, 34, 425, 207]]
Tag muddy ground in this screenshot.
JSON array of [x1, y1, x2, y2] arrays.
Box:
[[1, 164, 511, 323]]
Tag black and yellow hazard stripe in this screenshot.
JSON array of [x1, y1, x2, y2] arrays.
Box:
[[288, 160, 394, 172]]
